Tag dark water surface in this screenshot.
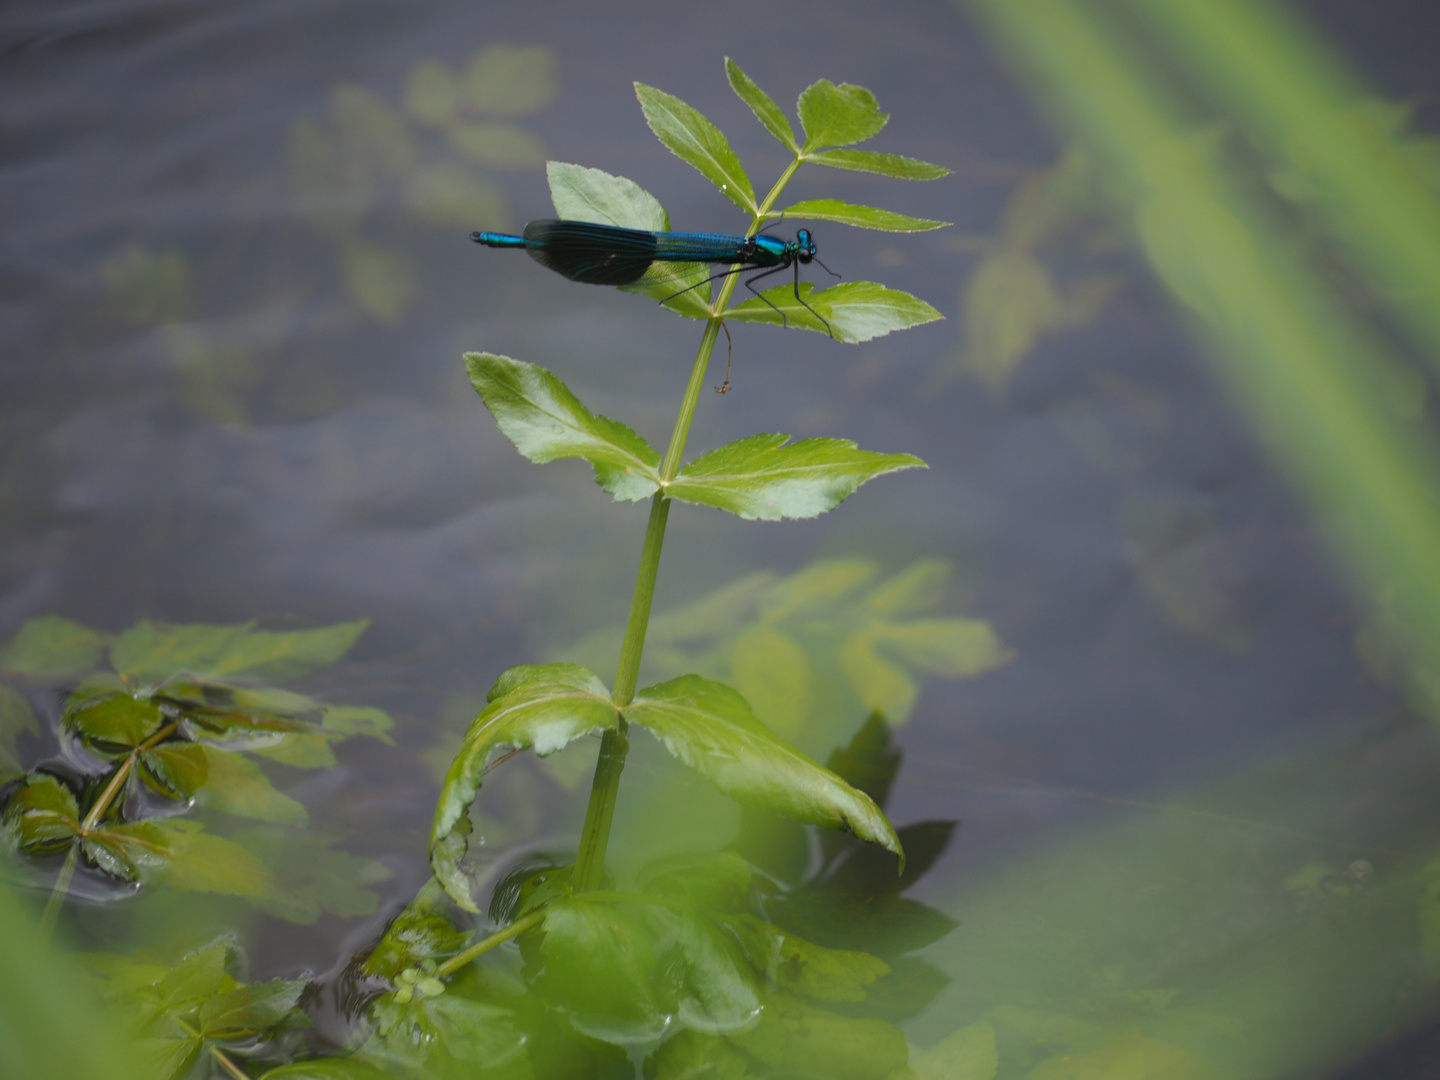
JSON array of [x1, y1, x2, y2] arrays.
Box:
[[3, 2, 1439, 1076]]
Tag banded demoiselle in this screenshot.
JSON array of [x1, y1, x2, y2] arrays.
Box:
[[471, 219, 839, 336]]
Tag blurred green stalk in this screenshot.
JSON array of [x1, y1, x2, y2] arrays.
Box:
[[963, 0, 1440, 699]]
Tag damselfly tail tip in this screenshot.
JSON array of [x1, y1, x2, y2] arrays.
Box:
[[470, 231, 484, 243]]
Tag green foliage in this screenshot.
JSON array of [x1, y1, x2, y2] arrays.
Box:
[[561, 558, 1009, 733], [726, 280, 944, 342], [1, 615, 111, 680], [431, 663, 617, 910], [87, 939, 307, 1080], [669, 434, 924, 521], [636, 82, 757, 215], [0, 616, 389, 922], [288, 43, 557, 323], [465, 352, 662, 501], [623, 675, 902, 865], [466, 351, 926, 517], [778, 198, 950, 232], [545, 161, 712, 317]]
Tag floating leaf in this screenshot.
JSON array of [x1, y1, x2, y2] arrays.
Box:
[[666, 907, 762, 1031], [635, 82, 756, 214], [465, 352, 662, 501], [725, 280, 944, 343], [66, 692, 165, 752], [546, 161, 711, 317], [198, 748, 308, 826], [779, 199, 949, 232], [1, 616, 109, 679], [4, 773, 80, 854], [669, 433, 925, 522], [540, 898, 667, 1039], [623, 674, 902, 867], [139, 742, 208, 798], [431, 663, 617, 911], [807, 148, 950, 180], [367, 987, 526, 1073], [637, 852, 754, 911], [647, 1029, 750, 1080], [200, 979, 307, 1039], [92, 818, 280, 896], [725, 57, 796, 151], [364, 879, 473, 980], [797, 81, 888, 151]]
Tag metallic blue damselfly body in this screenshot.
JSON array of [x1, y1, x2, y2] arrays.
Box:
[[470, 219, 838, 336]]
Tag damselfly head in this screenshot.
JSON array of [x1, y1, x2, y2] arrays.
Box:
[[796, 229, 817, 263]]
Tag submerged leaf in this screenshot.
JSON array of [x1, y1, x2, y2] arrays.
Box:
[[109, 620, 368, 685], [465, 352, 662, 502], [431, 663, 617, 911], [910, 1020, 999, 1080], [198, 747, 308, 826], [669, 433, 925, 522], [807, 148, 951, 179], [0, 616, 109, 679], [779, 199, 949, 232], [0, 684, 40, 763], [624, 675, 903, 868], [636, 83, 756, 214], [726, 57, 796, 151], [797, 80, 888, 150], [730, 991, 908, 1080], [725, 280, 944, 343], [726, 913, 888, 1003], [243, 828, 390, 924]]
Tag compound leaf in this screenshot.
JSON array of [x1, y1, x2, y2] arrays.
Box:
[[623, 675, 902, 868], [670, 433, 925, 522], [430, 663, 618, 911], [465, 352, 662, 502]]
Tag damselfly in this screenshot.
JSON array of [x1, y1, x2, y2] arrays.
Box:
[[471, 219, 840, 337]]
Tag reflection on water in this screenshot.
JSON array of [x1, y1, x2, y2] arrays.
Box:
[[3, 0, 1440, 1076]]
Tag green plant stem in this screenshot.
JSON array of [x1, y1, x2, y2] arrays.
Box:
[[210, 1046, 250, 1080], [39, 719, 182, 938], [569, 155, 807, 892], [436, 907, 547, 977]]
